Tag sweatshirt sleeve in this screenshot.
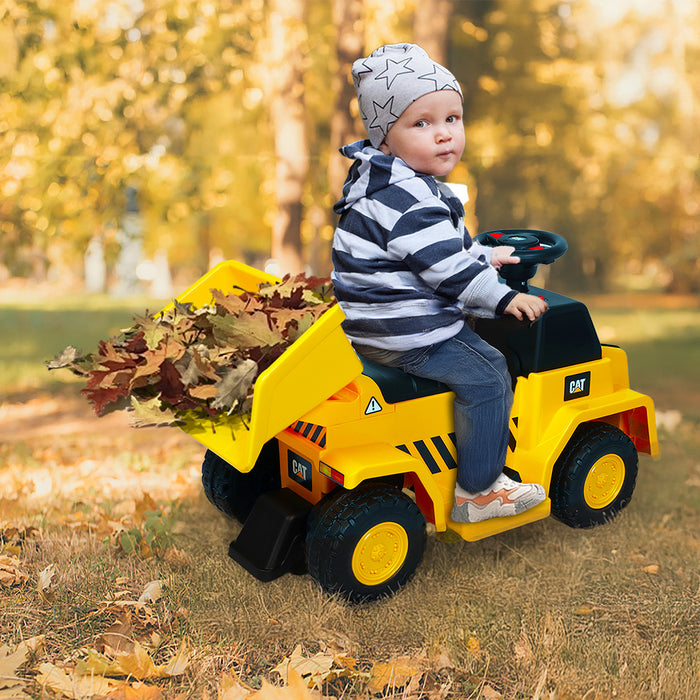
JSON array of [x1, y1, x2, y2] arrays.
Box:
[[469, 241, 494, 263], [387, 198, 513, 316]]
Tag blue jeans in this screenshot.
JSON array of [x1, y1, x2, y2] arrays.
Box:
[[356, 323, 513, 492]]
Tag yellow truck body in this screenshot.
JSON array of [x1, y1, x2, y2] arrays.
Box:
[[176, 258, 658, 601]]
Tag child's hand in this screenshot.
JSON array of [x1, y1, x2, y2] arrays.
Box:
[[504, 293, 548, 322], [490, 245, 520, 270]]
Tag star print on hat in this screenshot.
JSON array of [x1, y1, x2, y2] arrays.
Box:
[[352, 43, 462, 148]]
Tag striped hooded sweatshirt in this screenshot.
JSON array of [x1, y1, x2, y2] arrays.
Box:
[[331, 141, 516, 351]]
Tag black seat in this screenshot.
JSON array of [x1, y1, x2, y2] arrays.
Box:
[[358, 355, 448, 404]]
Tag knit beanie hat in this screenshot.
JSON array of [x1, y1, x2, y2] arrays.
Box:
[[352, 43, 463, 148]]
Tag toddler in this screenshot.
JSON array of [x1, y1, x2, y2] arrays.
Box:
[[331, 43, 548, 523]]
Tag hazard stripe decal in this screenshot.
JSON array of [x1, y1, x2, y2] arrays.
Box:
[[396, 434, 457, 473], [431, 436, 457, 469], [414, 440, 441, 474], [289, 421, 327, 448], [508, 416, 518, 453]]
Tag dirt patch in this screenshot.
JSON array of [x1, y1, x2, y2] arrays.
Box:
[[0, 394, 137, 443], [0, 391, 201, 449], [0, 392, 204, 505]]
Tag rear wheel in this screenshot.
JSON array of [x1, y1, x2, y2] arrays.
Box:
[[551, 423, 638, 528], [201, 440, 281, 522], [306, 484, 426, 603]]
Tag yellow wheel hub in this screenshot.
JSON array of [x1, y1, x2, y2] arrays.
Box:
[[583, 454, 625, 509], [351, 521, 409, 586]]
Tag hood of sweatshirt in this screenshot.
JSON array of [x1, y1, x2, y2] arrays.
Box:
[[333, 140, 433, 215]]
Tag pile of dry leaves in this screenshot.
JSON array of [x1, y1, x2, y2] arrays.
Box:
[[46, 275, 335, 428]]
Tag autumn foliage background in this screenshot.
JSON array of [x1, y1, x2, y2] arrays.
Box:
[[1, 1, 699, 699], [1, 0, 698, 290]]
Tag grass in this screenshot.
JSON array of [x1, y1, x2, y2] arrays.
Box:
[[585, 301, 700, 419], [0, 293, 168, 396], [1, 291, 699, 698]]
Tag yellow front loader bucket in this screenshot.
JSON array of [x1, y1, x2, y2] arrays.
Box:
[[172, 260, 363, 472]]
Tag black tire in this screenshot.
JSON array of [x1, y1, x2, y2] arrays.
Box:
[[201, 440, 281, 522], [306, 484, 426, 603], [550, 423, 638, 529]]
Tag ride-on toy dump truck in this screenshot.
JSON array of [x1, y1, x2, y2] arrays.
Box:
[[175, 229, 658, 603]]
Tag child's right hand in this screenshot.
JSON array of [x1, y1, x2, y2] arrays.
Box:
[[504, 293, 548, 322]]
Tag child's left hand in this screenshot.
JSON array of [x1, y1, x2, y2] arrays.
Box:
[[490, 246, 520, 270]]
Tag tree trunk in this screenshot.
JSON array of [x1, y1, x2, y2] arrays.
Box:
[[328, 0, 365, 203], [268, 0, 308, 275], [412, 0, 453, 65]]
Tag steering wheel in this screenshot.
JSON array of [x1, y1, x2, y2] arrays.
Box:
[[474, 229, 568, 292]]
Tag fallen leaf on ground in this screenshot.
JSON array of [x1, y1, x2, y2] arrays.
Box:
[[0, 554, 29, 587], [96, 612, 135, 654], [283, 667, 321, 699], [0, 646, 27, 684], [273, 644, 333, 688], [251, 668, 321, 699], [464, 636, 481, 655], [107, 683, 164, 700], [427, 645, 455, 671], [160, 639, 190, 676], [481, 683, 503, 699], [134, 494, 158, 523], [0, 641, 31, 694], [36, 662, 117, 698], [0, 636, 44, 689], [79, 644, 156, 680], [0, 525, 40, 556], [643, 564, 660, 574], [273, 644, 356, 691], [366, 654, 427, 695], [37, 563, 58, 602], [138, 579, 163, 604], [218, 670, 253, 700], [78, 639, 189, 680]]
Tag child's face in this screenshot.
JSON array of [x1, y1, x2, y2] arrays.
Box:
[[379, 90, 464, 177]]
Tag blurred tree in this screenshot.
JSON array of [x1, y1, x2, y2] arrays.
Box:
[[267, 0, 308, 275], [364, 0, 414, 50], [327, 0, 365, 203], [297, 0, 336, 275], [413, 0, 453, 65]]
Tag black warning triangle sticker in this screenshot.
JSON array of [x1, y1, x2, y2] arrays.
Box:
[[365, 397, 382, 415]]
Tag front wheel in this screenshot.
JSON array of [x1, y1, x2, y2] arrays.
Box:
[[550, 423, 638, 528], [306, 484, 426, 603]]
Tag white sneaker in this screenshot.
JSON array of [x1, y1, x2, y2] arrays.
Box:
[[450, 473, 545, 523]]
